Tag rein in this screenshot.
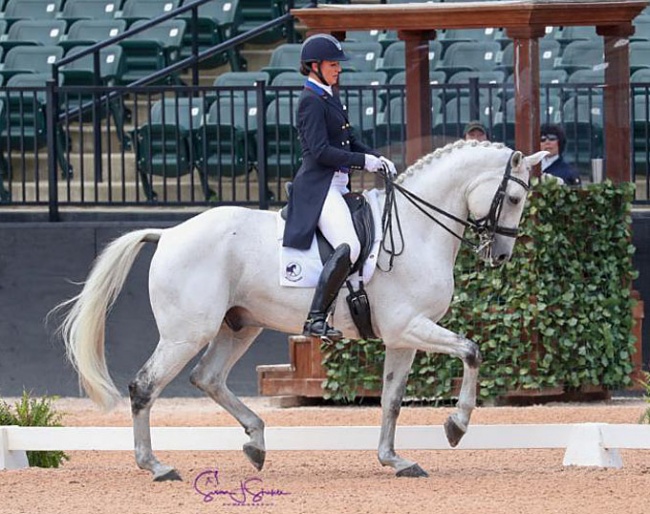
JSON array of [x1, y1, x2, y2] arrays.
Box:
[[378, 152, 529, 271]]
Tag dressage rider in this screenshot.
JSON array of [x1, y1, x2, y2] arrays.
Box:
[[282, 33, 397, 341]]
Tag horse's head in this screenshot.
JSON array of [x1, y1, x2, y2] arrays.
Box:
[[466, 149, 547, 266]]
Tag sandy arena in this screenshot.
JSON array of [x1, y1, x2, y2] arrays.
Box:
[[1, 397, 650, 514]]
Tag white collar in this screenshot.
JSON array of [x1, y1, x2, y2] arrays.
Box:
[[307, 77, 333, 96], [542, 154, 559, 171]]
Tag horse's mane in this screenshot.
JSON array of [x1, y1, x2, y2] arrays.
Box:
[[395, 139, 508, 185]]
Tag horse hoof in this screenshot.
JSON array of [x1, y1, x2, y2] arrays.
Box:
[[444, 416, 466, 448], [243, 442, 266, 471], [154, 469, 182, 482], [396, 463, 429, 478]]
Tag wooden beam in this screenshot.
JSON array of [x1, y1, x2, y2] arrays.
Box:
[[598, 23, 635, 183], [398, 30, 436, 165]]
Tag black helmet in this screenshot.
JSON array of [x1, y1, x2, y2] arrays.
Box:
[[300, 34, 349, 63]]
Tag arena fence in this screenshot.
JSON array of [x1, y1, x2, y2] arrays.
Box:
[[1, 80, 650, 218], [2, 423, 650, 471]]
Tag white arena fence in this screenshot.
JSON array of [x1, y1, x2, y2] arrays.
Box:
[[2, 423, 650, 471]]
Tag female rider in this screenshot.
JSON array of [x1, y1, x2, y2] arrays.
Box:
[[282, 33, 397, 341]]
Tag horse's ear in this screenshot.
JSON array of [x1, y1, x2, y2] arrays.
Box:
[[510, 150, 524, 169], [523, 150, 549, 168]]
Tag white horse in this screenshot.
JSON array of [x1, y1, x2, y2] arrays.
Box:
[[57, 140, 545, 481]]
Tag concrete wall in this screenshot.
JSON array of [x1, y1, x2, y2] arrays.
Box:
[[1, 213, 649, 400]]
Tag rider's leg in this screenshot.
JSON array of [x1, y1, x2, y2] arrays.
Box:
[[303, 188, 359, 340]]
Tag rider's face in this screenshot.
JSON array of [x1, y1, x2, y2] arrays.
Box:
[[314, 60, 341, 86]]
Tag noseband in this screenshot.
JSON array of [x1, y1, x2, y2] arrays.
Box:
[[379, 152, 529, 271]]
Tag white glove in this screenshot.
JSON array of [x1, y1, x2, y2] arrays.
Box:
[[364, 154, 383, 172], [379, 156, 397, 177]]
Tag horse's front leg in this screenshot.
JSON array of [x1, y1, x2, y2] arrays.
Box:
[[394, 317, 482, 451], [377, 347, 429, 477]]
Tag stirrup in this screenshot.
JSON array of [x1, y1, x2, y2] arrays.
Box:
[[303, 317, 343, 342]]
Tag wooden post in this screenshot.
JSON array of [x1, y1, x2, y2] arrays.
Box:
[[399, 30, 436, 166], [598, 23, 635, 183], [506, 26, 546, 177]]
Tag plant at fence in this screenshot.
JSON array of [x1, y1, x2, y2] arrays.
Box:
[[0, 391, 69, 468], [322, 179, 639, 402]]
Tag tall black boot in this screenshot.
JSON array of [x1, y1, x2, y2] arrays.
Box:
[[303, 243, 352, 341]]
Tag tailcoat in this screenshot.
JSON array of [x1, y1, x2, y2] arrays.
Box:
[[282, 81, 378, 249]]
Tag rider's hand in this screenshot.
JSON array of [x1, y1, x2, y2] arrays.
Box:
[[365, 154, 383, 172], [379, 156, 397, 177]]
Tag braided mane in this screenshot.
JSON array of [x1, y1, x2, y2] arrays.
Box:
[[395, 139, 508, 185]]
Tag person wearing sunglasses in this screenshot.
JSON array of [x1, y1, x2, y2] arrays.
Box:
[[539, 123, 581, 186]]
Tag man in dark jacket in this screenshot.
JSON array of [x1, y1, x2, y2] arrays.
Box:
[[282, 34, 396, 341], [540, 123, 582, 186]]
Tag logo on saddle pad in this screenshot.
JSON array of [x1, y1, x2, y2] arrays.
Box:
[[284, 262, 303, 282]]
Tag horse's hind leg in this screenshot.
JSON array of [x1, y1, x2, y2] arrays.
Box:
[[377, 347, 429, 478], [189, 325, 266, 470], [129, 338, 208, 481]]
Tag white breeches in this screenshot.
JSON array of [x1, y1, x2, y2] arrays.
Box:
[[317, 173, 361, 264]]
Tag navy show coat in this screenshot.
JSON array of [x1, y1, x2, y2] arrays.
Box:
[[544, 156, 582, 186], [282, 81, 378, 250]]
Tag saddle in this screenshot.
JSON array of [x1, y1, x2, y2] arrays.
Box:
[[281, 185, 378, 339]]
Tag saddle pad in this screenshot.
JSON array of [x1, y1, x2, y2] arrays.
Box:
[[278, 189, 384, 288]]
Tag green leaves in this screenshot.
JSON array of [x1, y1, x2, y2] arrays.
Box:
[[322, 181, 638, 402]]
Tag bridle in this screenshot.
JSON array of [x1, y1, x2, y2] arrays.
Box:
[[378, 152, 530, 271]]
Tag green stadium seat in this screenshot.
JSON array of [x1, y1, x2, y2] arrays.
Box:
[[554, 25, 597, 48], [0, 19, 66, 54], [60, 19, 127, 52], [0, 20, 7, 36], [561, 95, 604, 168], [445, 70, 507, 100], [630, 41, 650, 74], [340, 42, 382, 72], [439, 27, 501, 54], [0, 45, 64, 82], [177, 0, 244, 70], [1, 0, 63, 26], [211, 70, 269, 104], [0, 72, 72, 177], [498, 39, 561, 76], [237, 0, 286, 44], [132, 96, 206, 200], [339, 70, 387, 89], [60, 45, 128, 147], [379, 40, 443, 81], [435, 41, 501, 77], [340, 94, 383, 147], [118, 19, 186, 84], [631, 14, 650, 42], [260, 43, 301, 82], [432, 95, 501, 138], [265, 96, 301, 178], [555, 40, 604, 75], [194, 96, 258, 179], [492, 95, 562, 146], [118, 0, 181, 27], [631, 68, 650, 84], [58, 0, 122, 25]]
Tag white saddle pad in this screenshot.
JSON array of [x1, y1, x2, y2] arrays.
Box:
[[278, 189, 384, 288]]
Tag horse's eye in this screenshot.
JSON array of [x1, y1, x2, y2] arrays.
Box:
[[508, 195, 521, 205]]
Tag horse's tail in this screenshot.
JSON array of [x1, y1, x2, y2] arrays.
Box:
[[55, 228, 163, 411]]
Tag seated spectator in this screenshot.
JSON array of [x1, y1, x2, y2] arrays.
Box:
[[463, 120, 489, 142], [540, 123, 581, 186]]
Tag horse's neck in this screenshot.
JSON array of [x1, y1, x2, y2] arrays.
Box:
[[394, 157, 473, 260]]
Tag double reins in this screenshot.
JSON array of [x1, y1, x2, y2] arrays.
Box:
[[378, 152, 529, 271]]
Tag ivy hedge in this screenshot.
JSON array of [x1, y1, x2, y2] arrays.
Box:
[[322, 179, 639, 402]]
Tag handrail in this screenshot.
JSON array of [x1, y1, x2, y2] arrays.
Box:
[[53, 0, 213, 70]]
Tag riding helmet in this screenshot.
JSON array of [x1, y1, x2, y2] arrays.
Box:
[[300, 34, 349, 63]]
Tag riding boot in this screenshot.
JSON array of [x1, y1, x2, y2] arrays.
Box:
[[303, 243, 352, 341]]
